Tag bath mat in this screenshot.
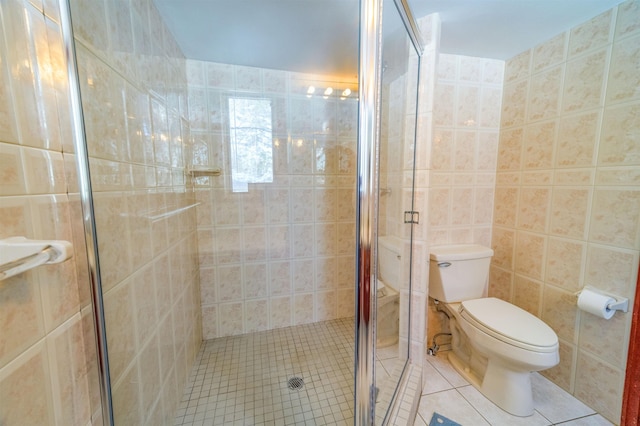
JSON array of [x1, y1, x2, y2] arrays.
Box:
[[429, 412, 462, 426]]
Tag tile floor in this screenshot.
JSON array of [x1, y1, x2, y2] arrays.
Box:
[[178, 317, 407, 425], [174, 320, 613, 426], [375, 343, 407, 423], [174, 317, 408, 426], [174, 317, 355, 425], [415, 351, 615, 426]]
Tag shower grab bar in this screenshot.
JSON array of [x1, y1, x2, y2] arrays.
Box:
[[120, 203, 200, 222], [145, 203, 200, 221], [0, 237, 73, 280]]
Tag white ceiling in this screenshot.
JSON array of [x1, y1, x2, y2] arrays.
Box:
[[410, 0, 625, 60], [154, 0, 625, 79]]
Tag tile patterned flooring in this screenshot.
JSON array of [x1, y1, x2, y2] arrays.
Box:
[[174, 318, 356, 425], [175, 318, 613, 426], [415, 351, 615, 426]]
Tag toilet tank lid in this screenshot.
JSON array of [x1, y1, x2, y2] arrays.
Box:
[[430, 244, 494, 261]]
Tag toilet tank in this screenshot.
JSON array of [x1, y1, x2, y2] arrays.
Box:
[[378, 235, 403, 290], [429, 244, 494, 302]]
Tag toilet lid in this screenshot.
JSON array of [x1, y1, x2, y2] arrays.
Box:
[[460, 298, 558, 352]]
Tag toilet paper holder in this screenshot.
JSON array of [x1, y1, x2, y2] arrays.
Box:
[[606, 297, 629, 313], [576, 287, 629, 313]]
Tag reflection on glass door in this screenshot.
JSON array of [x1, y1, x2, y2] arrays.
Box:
[[375, 0, 421, 422]]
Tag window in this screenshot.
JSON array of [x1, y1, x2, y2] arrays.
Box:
[[228, 97, 273, 192]]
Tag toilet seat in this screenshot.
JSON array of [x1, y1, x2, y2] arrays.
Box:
[[459, 298, 558, 353]]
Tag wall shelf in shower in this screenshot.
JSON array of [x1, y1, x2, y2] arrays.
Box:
[[0, 236, 73, 281], [187, 167, 222, 177]]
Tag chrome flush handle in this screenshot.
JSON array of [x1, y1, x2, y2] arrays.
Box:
[[437, 262, 451, 268]]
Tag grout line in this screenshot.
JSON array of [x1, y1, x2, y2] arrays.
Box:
[[454, 386, 497, 425]]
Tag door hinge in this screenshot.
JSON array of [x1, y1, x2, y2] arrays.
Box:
[[404, 211, 419, 224]]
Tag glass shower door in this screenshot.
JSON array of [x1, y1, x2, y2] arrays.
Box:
[[375, 0, 421, 422], [356, 0, 422, 422]]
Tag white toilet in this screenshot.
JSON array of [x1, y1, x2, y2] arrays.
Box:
[[429, 244, 559, 417]]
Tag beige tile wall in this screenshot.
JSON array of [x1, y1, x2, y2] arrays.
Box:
[[0, 0, 100, 425], [187, 59, 358, 338], [425, 52, 505, 346], [414, 12, 439, 383], [428, 53, 504, 247], [491, 0, 640, 422], [70, 0, 203, 424]]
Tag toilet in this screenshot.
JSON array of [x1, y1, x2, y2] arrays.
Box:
[[376, 236, 401, 348], [429, 244, 559, 417]]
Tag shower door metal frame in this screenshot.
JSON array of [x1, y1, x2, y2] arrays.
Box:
[[355, 0, 383, 422], [355, 0, 423, 424], [58, 1, 114, 425]]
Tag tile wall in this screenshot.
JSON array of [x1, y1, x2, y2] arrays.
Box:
[[490, 0, 640, 422], [186, 60, 359, 338], [424, 50, 505, 350], [413, 11, 439, 394], [70, 0, 203, 424], [428, 54, 504, 247], [0, 0, 99, 424]]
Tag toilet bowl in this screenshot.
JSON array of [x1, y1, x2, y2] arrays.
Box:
[[377, 279, 399, 347], [376, 236, 402, 348], [446, 298, 559, 416], [429, 245, 559, 417]]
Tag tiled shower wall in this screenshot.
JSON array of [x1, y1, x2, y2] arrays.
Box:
[[490, 1, 640, 422], [0, 1, 99, 424], [187, 60, 358, 338], [71, 0, 202, 424]]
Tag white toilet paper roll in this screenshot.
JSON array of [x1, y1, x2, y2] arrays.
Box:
[[577, 289, 616, 320]]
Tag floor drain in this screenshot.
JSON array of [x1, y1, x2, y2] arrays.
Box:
[[287, 376, 304, 390]]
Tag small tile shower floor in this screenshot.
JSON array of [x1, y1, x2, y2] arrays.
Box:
[[415, 351, 614, 426], [174, 318, 355, 426]]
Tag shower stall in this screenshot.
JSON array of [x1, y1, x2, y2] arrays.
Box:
[[0, 0, 424, 424]]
